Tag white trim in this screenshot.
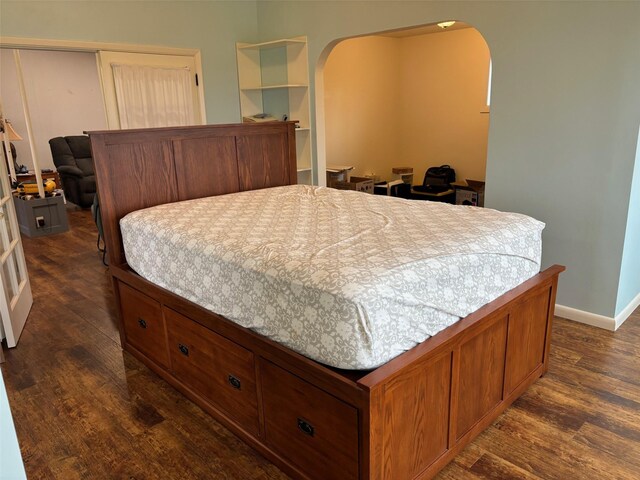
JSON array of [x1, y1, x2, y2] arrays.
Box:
[[194, 51, 207, 124], [95, 52, 111, 128], [0, 36, 199, 56], [554, 305, 616, 331], [238, 38, 307, 50], [13, 50, 45, 198], [555, 294, 640, 332], [1, 36, 207, 126], [615, 290, 640, 329]]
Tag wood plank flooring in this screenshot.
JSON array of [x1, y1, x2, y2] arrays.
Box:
[[1, 210, 639, 479]]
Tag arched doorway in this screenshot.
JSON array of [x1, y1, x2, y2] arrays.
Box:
[[316, 21, 491, 194]]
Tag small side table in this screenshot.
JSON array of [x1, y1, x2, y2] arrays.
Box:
[[13, 194, 69, 237], [391, 167, 414, 185], [326, 165, 354, 187], [15, 171, 62, 189]]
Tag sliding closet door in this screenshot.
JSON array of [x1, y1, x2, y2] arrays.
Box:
[[98, 51, 204, 129]]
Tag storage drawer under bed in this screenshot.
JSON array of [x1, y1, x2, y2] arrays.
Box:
[[118, 283, 170, 369], [260, 360, 359, 480], [165, 307, 260, 435]]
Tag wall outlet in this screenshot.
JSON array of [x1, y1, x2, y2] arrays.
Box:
[[35, 216, 45, 228]]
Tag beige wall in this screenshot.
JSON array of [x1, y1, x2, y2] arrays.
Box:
[[400, 28, 490, 183], [323, 36, 401, 178], [324, 28, 490, 184]]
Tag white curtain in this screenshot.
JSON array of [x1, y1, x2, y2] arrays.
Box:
[[112, 64, 195, 129]]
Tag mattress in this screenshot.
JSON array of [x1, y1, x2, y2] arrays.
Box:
[[121, 185, 544, 370]]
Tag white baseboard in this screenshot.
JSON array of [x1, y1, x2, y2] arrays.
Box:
[[614, 290, 640, 329], [554, 305, 616, 331], [555, 291, 640, 331]]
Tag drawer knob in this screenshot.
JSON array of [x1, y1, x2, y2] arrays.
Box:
[[178, 344, 189, 356], [138, 318, 147, 329], [297, 418, 315, 437], [227, 375, 241, 390]]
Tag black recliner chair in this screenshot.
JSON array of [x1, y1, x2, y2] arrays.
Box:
[[49, 135, 96, 208]]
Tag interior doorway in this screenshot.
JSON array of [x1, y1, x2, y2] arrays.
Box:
[[0, 38, 206, 353], [1, 45, 207, 172], [317, 21, 491, 189], [0, 49, 107, 172], [98, 51, 203, 129]]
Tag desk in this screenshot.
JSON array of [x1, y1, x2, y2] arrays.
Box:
[[374, 180, 411, 198], [15, 171, 62, 189], [374, 179, 404, 196], [410, 187, 455, 203], [326, 165, 353, 186]]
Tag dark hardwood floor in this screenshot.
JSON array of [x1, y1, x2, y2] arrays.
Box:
[[1, 210, 639, 479]]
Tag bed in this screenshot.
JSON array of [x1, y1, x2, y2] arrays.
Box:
[[90, 122, 564, 480]]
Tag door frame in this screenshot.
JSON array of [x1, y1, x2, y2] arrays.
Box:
[[97, 51, 204, 129], [0, 111, 33, 349], [0, 36, 207, 125]]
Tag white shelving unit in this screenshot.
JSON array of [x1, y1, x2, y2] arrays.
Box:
[[237, 36, 313, 185]]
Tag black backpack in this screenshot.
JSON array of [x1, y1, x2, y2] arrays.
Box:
[[414, 165, 456, 193]]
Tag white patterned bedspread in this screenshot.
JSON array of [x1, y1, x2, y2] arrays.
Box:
[[121, 185, 544, 370]]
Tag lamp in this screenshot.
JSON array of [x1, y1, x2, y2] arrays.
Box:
[[2, 120, 23, 141], [1, 117, 24, 181], [437, 21, 456, 29]]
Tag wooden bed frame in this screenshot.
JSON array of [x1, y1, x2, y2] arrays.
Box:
[[89, 122, 564, 480]]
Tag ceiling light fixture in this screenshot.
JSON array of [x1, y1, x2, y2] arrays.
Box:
[[437, 21, 456, 29]]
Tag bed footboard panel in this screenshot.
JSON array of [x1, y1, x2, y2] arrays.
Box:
[[363, 265, 563, 480]]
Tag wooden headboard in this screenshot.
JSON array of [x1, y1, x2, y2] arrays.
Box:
[[89, 122, 297, 266]]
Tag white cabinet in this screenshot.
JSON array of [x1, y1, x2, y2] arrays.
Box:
[[236, 37, 313, 185]]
